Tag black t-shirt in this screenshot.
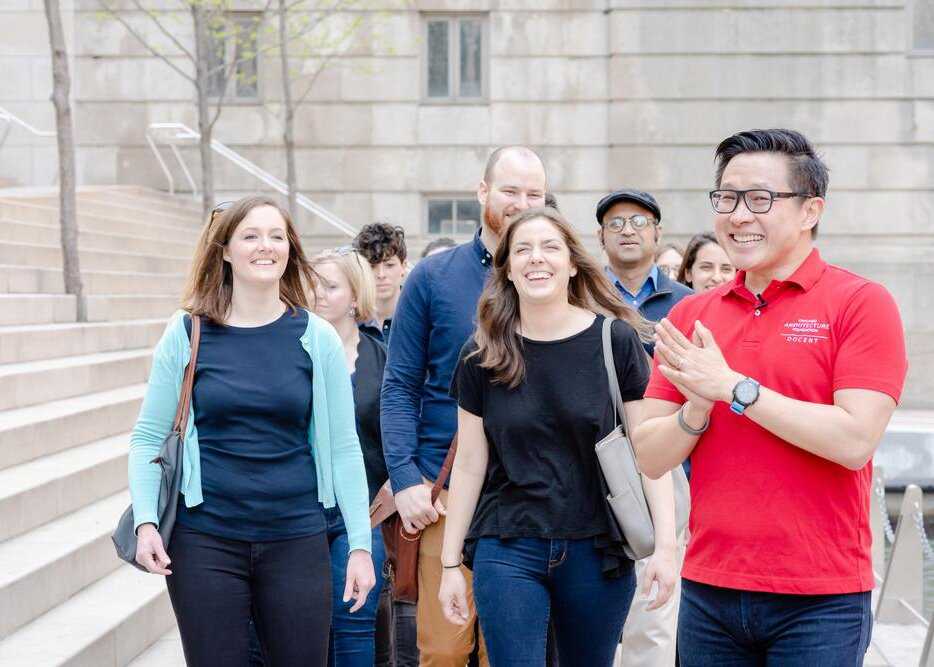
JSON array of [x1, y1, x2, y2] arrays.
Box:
[[353, 331, 389, 503], [451, 314, 650, 543]]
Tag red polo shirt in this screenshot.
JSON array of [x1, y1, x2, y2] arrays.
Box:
[[644, 249, 907, 594]]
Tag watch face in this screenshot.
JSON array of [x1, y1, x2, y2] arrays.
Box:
[[734, 380, 759, 405]]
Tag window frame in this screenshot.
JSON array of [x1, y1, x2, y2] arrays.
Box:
[[421, 13, 489, 104], [910, 0, 934, 56], [206, 11, 264, 104], [424, 195, 483, 237]]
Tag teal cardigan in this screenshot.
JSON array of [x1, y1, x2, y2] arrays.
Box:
[[128, 309, 372, 553]]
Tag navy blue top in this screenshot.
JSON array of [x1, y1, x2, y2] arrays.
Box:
[[608, 265, 693, 356], [177, 310, 326, 541], [381, 231, 493, 493]]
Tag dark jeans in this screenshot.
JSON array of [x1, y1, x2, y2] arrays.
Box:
[[391, 599, 420, 667], [166, 525, 331, 667], [472, 536, 636, 667], [678, 580, 873, 666], [324, 507, 388, 667]]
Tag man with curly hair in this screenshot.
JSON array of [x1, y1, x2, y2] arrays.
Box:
[[354, 222, 408, 342]]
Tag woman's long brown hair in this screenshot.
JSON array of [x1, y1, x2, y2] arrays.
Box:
[[473, 206, 652, 388], [182, 195, 317, 323]]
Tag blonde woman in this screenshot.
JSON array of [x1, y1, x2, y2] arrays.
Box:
[[312, 248, 390, 667], [130, 197, 374, 666]]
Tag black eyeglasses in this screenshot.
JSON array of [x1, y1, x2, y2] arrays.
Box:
[[709, 189, 815, 214], [604, 214, 658, 233]]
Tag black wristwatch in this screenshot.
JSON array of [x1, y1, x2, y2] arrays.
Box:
[[729, 378, 760, 415]]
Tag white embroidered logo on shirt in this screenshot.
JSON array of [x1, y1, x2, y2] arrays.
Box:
[[781, 318, 830, 344]]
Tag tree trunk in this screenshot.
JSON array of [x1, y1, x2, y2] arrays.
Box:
[[278, 0, 298, 220], [43, 0, 85, 321], [192, 3, 215, 218]]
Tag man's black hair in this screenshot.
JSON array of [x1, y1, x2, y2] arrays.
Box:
[[544, 192, 558, 210], [354, 222, 407, 263], [714, 129, 829, 238]]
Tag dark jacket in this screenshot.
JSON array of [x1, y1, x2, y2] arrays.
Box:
[[634, 269, 694, 356]]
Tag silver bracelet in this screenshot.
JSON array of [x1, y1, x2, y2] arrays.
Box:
[[677, 404, 709, 436]]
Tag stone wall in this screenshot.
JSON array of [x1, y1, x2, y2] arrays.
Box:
[[1, 0, 932, 406]]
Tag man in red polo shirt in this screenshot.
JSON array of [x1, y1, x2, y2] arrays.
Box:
[[632, 128, 907, 665]]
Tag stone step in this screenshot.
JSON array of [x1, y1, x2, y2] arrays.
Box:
[[127, 628, 183, 667], [0, 202, 202, 240], [0, 264, 64, 294], [79, 189, 204, 220], [0, 491, 129, 641], [0, 294, 76, 326], [0, 349, 152, 411], [0, 264, 187, 296], [5, 196, 196, 229], [0, 319, 165, 365], [85, 295, 180, 322], [0, 563, 174, 666], [0, 219, 195, 257], [0, 240, 191, 273], [0, 433, 128, 543], [0, 383, 145, 470]]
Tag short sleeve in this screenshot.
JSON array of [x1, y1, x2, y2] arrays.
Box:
[[449, 338, 485, 417], [643, 301, 690, 405], [611, 319, 651, 402], [833, 282, 907, 402]]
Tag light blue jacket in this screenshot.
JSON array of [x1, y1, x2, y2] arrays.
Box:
[[128, 309, 372, 552]]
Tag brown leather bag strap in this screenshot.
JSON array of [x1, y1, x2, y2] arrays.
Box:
[[430, 434, 458, 503], [172, 314, 201, 436]]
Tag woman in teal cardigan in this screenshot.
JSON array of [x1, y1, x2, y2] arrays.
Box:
[[130, 195, 374, 666]]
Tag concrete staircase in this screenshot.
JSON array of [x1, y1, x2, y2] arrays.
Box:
[[0, 186, 200, 666]]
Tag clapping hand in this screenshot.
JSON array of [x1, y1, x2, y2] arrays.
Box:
[[653, 319, 742, 407]]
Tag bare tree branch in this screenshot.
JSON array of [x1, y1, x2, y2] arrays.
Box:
[[97, 0, 196, 83], [293, 52, 337, 106], [128, 0, 197, 63]]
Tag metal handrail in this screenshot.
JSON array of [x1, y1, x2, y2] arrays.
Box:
[[145, 122, 356, 237], [0, 105, 56, 138], [0, 105, 55, 157]]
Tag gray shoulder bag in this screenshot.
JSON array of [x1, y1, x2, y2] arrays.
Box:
[[112, 314, 201, 571], [595, 316, 690, 561]]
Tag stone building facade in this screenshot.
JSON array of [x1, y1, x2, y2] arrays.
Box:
[[1, 0, 933, 406]]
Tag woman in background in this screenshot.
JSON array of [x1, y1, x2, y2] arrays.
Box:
[[312, 247, 391, 667], [655, 243, 684, 281], [677, 233, 734, 293]]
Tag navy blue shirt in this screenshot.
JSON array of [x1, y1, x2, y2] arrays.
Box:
[[177, 310, 326, 541], [607, 265, 693, 356], [381, 231, 493, 493]]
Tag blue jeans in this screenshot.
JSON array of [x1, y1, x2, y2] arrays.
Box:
[[325, 507, 387, 667], [678, 579, 873, 666], [472, 536, 636, 667]]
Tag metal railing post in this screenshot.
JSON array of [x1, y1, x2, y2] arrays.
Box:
[[876, 484, 925, 624]]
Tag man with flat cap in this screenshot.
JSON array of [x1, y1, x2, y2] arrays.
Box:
[[597, 189, 693, 341], [597, 188, 691, 666]]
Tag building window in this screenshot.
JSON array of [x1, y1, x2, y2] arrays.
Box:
[[206, 13, 262, 100], [427, 198, 481, 235], [424, 15, 487, 101], [915, 0, 934, 51]]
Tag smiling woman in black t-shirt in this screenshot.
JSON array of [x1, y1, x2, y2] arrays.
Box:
[[438, 207, 680, 667]]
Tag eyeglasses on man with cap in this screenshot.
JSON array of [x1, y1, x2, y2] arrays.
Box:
[[603, 214, 659, 234]]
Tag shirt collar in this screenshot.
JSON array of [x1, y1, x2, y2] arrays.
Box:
[[727, 248, 826, 301], [605, 264, 659, 296], [472, 228, 493, 268]]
